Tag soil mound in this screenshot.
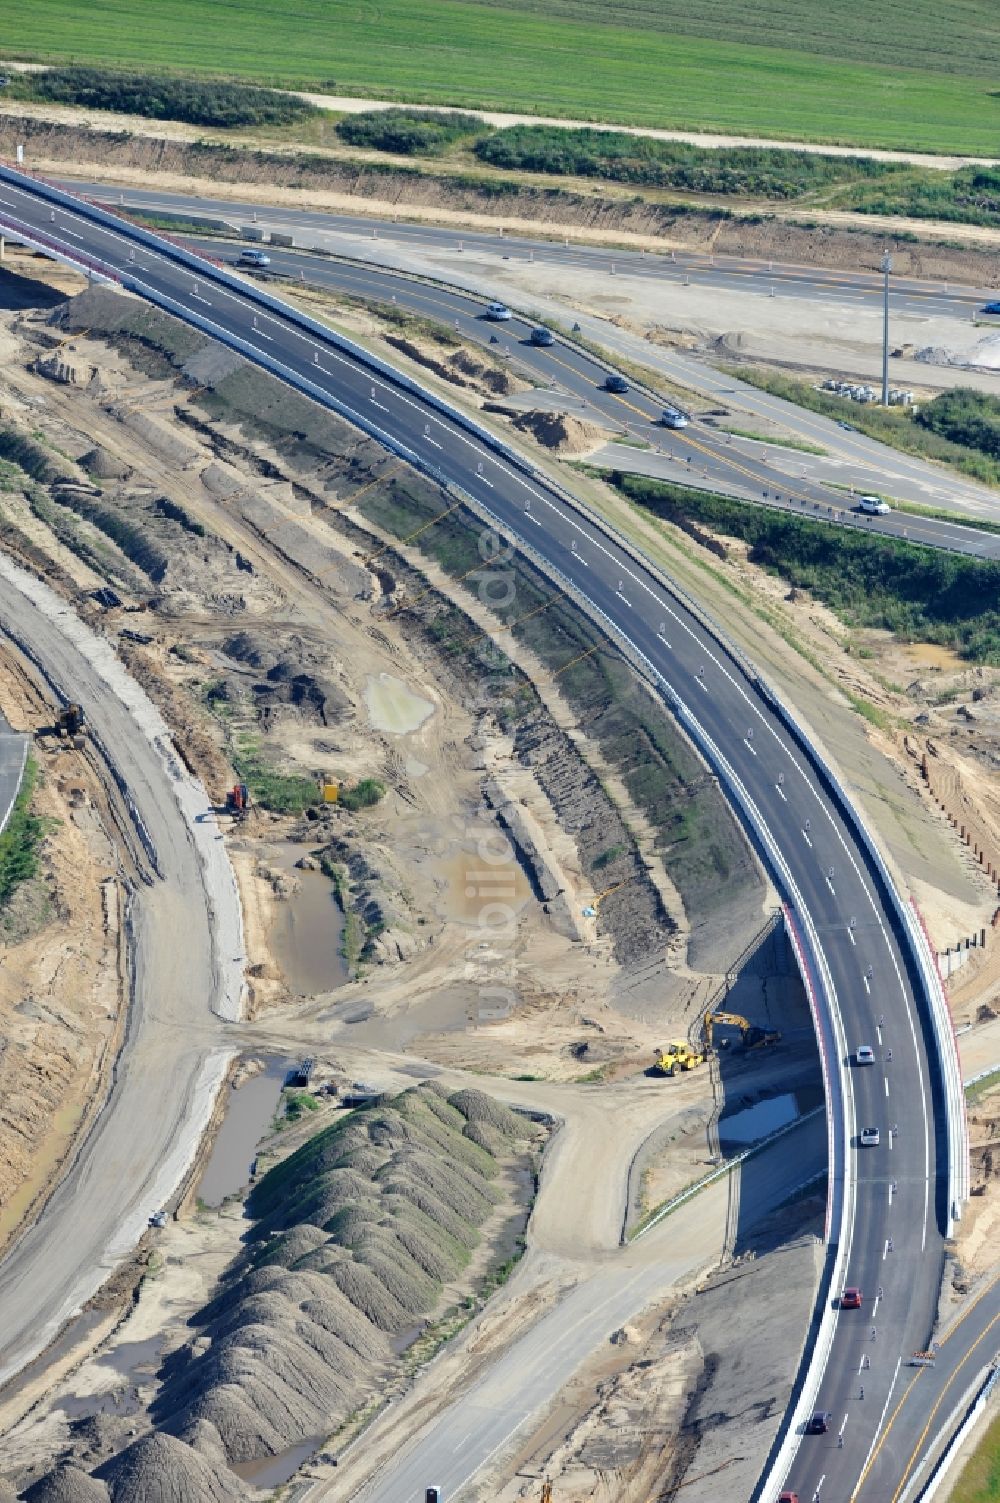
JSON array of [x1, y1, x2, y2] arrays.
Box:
[[150, 1085, 532, 1465], [21, 1465, 109, 1503], [27, 1086, 535, 1497], [79, 446, 129, 481], [511, 409, 607, 454], [94, 1433, 247, 1502]]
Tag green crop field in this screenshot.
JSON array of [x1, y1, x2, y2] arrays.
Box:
[[3, 0, 1000, 154]]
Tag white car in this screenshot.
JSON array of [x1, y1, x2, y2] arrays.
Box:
[[661, 407, 689, 429], [860, 1127, 880, 1147], [858, 494, 891, 516], [484, 301, 513, 321], [238, 247, 271, 267], [856, 1045, 875, 1065]]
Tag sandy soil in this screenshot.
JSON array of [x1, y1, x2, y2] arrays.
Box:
[[1, 237, 998, 1500], [0, 649, 126, 1257]]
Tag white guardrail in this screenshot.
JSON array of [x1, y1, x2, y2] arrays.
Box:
[[0, 167, 969, 1496]]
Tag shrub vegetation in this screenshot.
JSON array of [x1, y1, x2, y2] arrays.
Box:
[[10, 64, 316, 128], [474, 125, 896, 197], [612, 473, 1000, 663], [0, 758, 45, 909], [337, 108, 485, 155]]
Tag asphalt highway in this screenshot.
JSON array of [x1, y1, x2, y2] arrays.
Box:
[[0, 724, 28, 836], [59, 181, 997, 321], [179, 237, 1000, 563], [0, 169, 959, 1501], [58, 178, 1000, 525]]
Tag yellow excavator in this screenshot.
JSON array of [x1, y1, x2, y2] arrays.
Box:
[[653, 1040, 705, 1076], [703, 1011, 781, 1052]]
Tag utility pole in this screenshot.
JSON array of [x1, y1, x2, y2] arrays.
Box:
[[881, 251, 892, 406]]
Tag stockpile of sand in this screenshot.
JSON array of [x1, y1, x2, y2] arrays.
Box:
[[23, 1086, 533, 1494], [79, 446, 129, 481], [511, 408, 608, 454], [147, 1084, 533, 1467], [94, 1433, 247, 1501], [21, 1467, 109, 1503]]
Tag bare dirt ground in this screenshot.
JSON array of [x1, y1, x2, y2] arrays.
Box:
[[0, 650, 126, 1257], [0, 236, 997, 1498]]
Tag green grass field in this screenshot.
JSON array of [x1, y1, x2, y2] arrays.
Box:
[[949, 1409, 1000, 1503], [4, 0, 1000, 153]]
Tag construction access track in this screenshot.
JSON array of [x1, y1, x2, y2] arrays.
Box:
[[0, 166, 971, 1502], [0, 554, 245, 1388]]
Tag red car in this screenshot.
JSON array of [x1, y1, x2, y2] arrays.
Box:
[[841, 1287, 863, 1310], [779, 1493, 799, 1503]]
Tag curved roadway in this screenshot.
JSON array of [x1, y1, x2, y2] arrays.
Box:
[[0, 555, 242, 1389], [0, 168, 962, 1501], [184, 238, 1000, 563]]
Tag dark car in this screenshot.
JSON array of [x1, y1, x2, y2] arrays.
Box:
[[982, 301, 1000, 314], [604, 374, 629, 394], [807, 1410, 831, 1435], [530, 326, 555, 346]]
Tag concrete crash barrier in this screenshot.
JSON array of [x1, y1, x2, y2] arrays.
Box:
[[0, 165, 968, 1500]]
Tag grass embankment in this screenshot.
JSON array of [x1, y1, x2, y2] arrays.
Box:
[[348, 115, 1000, 231], [949, 1410, 1000, 1503], [723, 369, 1000, 489], [358, 478, 755, 918], [4, 0, 1000, 153], [0, 756, 45, 910], [611, 472, 1000, 664]]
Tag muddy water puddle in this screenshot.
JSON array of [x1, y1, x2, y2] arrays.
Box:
[[433, 845, 533, 924], [268, 844, 349, 997], [901, 641, 966, 671], [364, 671, 435, 734], [196, 1058, 289, 1209], [231, 1436, 322, 1487]]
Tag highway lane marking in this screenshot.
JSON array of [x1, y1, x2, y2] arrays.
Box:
[[776, 782, 786, 801], [27, 189, 940, 1323], [848, 927, 856, 946], [884, 1078, 889, 1097], [205, 241, 996, 549], [888, 1309, 1000, 1503], [744, 736, 757, 755], [851, 1356, 905, 1500]]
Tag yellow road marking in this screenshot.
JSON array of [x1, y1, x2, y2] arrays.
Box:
[[851, 1267, 1000, 1500], [890, 1309, 1000, 1503]]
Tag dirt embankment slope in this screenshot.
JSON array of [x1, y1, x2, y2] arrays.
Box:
[[3, 111, 1000, 286], [0, 653, 126, 1258]]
